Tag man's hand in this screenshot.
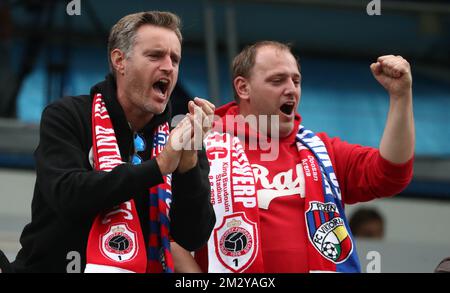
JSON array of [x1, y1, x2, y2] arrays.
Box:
[[156, 116, 193, 175], [188, 97, 215, 138], [171, 242, 203, 273], [177, 97, 215, 174], [373, 55, 415, 164], [370, 55, 412, 99]]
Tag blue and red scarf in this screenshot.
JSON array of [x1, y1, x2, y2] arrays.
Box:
[[84, 93, 173, 273], [297, 126, 360, 272]]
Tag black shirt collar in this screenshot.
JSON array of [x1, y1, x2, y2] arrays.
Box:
[[90, 74, 172, 159]]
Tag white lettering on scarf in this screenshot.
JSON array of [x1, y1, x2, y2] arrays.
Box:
[[94, 121, 122, 171], [301, 155, 319, 182], [102, 201, 134, 224], [252, 163, 305, 210], [231, 137, 256, 208], [300, 134, 340, 196], [93, 100, 110, 119]]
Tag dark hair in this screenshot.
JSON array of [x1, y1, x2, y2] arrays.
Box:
[[107, 11, 182, 74], [349, 208, 384, 234], [231, 41, 299, 102]]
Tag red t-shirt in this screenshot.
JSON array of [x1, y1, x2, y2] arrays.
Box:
[[244, 125, 310, 272]]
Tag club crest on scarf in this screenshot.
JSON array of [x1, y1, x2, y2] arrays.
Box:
[[214, 213, 259, 273], [101, 223, 138, 262], [305, 201, 353, 263]]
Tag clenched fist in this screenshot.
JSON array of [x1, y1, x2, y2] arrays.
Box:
[[370, 55, 412, 99]]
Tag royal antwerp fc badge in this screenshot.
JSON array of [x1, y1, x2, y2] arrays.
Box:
[[214, 213, 258, 273], [101, 223, 138, 262]]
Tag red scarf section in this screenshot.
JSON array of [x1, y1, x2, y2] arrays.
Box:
[[84, 93, 173, 273], [201, 132, 264, 272]]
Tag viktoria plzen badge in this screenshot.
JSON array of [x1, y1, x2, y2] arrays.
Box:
[[306, 201, 353, 263]]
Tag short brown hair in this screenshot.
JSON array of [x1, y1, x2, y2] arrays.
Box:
[[107, 11, 182, 74], [232, 41, 298, 102]]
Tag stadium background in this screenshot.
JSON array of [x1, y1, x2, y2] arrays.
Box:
[[0, 0, 449, 272]]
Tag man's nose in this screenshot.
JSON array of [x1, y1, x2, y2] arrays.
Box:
[[284, 79, 298, 96], [159, 55, 174, 74]]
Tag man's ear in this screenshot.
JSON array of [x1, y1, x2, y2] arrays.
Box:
[[110, 49, 126, 75], [234, 76, 250, 101]]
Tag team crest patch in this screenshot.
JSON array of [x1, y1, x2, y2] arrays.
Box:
[[214, 213, 258, 273], [305, 201, 353, 263], [101, 223, 138, 262]]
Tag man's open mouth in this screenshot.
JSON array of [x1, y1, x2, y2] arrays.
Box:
[[280, 102, 295, 115], [153, 79, 170, 96]]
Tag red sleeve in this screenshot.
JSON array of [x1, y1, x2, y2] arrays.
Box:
[[318, 133, 414, 204]]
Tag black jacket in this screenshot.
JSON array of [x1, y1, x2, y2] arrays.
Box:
[[12, 75, 215, 273]]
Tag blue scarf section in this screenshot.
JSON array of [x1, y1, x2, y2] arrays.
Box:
[[132, 125, 174, 273], [296, 125, 361, 273]]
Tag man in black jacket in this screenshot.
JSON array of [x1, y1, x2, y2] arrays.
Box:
[[12, 11, 215, 273]]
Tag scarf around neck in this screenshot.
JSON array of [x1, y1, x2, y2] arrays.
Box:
[[84, 93, 173, 273], [200, 124, 360, 273]]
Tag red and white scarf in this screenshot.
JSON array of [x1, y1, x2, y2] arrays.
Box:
[[202, 132, 264, 273], [84, 93, 173, 273], [200, 126, 360, 273]]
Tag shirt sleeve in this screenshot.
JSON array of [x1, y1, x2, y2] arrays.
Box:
[[35, 103, 164, 223], [323, 134, 414, 204]]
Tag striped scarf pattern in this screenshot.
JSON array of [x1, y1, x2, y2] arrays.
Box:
[[147, 124, 174, 273]]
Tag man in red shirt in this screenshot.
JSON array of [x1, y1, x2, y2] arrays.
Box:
[[172, 41, 414, 273]]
